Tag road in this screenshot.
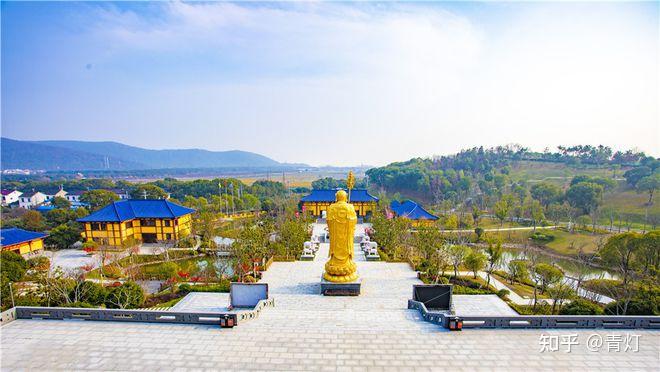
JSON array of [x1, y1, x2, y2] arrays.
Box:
[[436, 225, 560, 233]]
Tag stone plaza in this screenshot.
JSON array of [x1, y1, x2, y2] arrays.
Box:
[[1, 224, 658, 370]]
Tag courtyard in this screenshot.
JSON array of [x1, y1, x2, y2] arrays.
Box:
[[1, 223, 658, 370]]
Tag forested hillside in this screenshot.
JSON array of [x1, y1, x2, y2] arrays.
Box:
[[366, 145, 659, 227]]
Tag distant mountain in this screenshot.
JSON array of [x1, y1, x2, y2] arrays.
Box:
[[1, 138, 282, 171], [1, 138, 145, 171]]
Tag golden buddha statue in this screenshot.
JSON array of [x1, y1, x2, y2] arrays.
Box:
[[323, 189, 358, 283]]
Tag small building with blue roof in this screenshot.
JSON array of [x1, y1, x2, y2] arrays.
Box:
[[77, 199, 195, 246], [300, 189, 378, 217], [390, 200, 438, 225], [1, 228, 48, 255]]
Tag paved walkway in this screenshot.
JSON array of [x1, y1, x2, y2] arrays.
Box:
[[2, 223, 658, 370], [45, 249, 98, 271], [170, 292, 231, 313]]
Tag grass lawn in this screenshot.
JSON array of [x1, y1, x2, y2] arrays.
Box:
[[475, 217, 523, 229], [542, 229, 610, 255], [483, 228, 610, 256], [492, 273, 549, 299], [600, 184, 659, 225], [509, 161, 621, 185], [481, 229, 532, 244]]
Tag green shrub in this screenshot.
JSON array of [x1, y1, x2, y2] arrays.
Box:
[[14, 294, 45, 308], [530, 232, 554, 243], [378, 249, 390, 262], [582, 279, 623, 297], [446, 275, 491, 290], [1, 251, 27, 282], [474, 227, 484, 241], [78, 281, 108, 306], [418, 272, 450, 285], [101, 265, 123, 279], [27, 256, 50, 271], [559, 299, 604, 315], [497, 289, 510, 300], [604, 285, 660, 316], [105, 281, 145, 309], [510, 303, 554, 315], [199, 238, 217, 249], [177, 236, 196, 248], [178, 281, 231, 293], [157, 262, 180, 279], [451, 285, 492, 295], [178, 283, 192, 292], [168, 250, 197, 259], [415, 259, 431, 273], [82, 241, 98, 251]]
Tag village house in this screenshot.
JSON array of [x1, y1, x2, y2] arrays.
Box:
[[1, 189, 22, 206], [18, 192, 48, 209]]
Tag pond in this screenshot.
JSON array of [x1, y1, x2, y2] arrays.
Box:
[[497, 249, 617, 304], [499, 249, 618, 281]]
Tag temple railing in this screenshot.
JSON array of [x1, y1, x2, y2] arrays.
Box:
[[408, 299, 660, 330], [1, 298, 276, 328], [12, 307, 239, 327], [459, 315, 660, 329], [408, 299, 449, 327]]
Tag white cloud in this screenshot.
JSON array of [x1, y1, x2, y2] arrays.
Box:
[[79, 2, 658, 165]]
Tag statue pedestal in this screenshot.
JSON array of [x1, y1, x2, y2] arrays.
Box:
[[320, 275, 361, 296]]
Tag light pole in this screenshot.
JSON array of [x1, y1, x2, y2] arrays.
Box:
[[9, 282, 15, 308]]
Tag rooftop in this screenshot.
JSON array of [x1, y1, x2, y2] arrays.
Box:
[[77, 199, 195, 223], [390, 200, 439, 220], [300, 189, 379, 203], [0, 228, 48, 247]]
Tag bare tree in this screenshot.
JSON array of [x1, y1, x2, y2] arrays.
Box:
[[524, 246, 541, 309], [43, 267, 91, 305]]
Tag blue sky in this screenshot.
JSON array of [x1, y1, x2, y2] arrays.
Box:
[[2, 1, 658, 166]]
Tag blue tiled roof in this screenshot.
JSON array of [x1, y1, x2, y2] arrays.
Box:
[[390, 200, 438, 221], [77, 199, 195, 223], [1, 228, 48, 247], [300, 189, 378, 203]]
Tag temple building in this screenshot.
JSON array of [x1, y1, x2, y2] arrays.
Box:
[[1, 228, 47, 255], [390, 200, 438, 226], [77, 199, 195, 246], [301, 189, 378, 218]]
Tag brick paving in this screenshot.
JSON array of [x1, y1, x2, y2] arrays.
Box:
[[1, 223, 658, 370]]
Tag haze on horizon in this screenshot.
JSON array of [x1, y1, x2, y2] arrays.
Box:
[[1, 1, 658, 167]]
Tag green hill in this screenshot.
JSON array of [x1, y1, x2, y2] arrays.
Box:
[[365, 146, 658, 227]]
